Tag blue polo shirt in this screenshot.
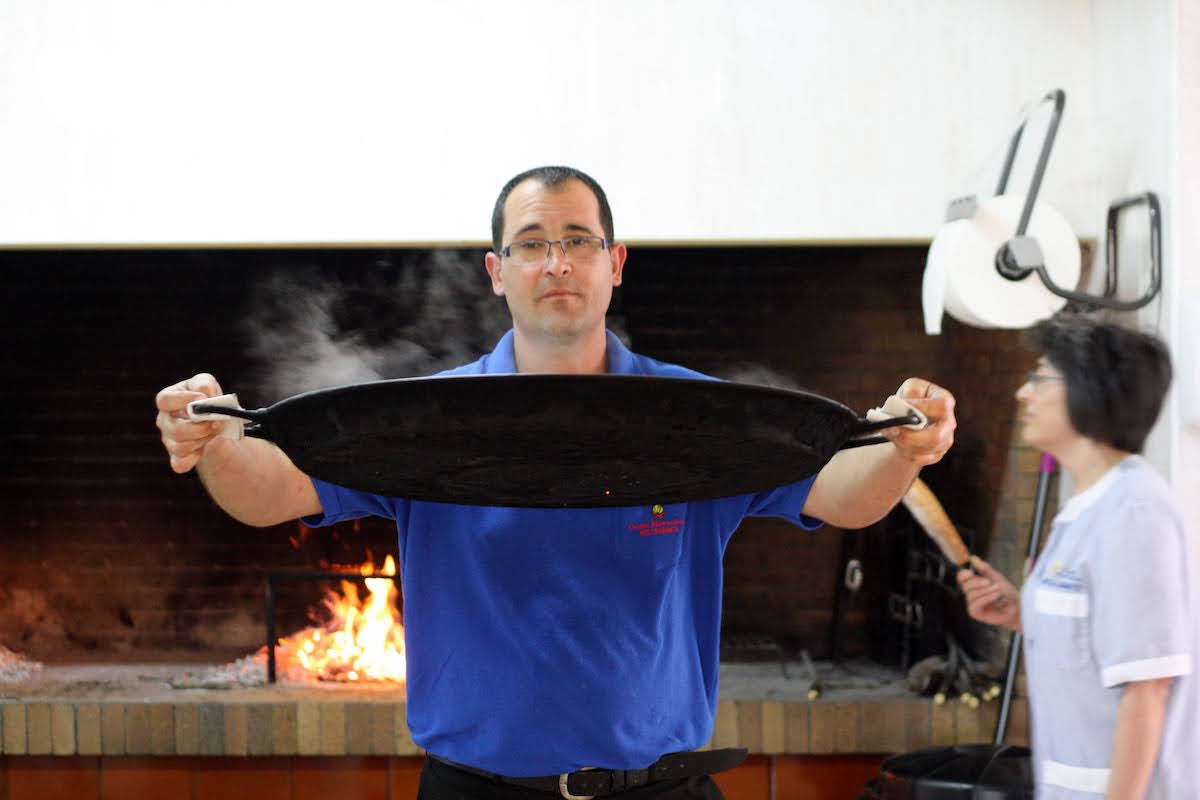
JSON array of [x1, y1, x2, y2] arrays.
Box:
[[304, 330, 821, 776]]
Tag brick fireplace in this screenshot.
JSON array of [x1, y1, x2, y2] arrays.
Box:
[[0, 245, 1037, 663], [0, 245, 1046, 798]]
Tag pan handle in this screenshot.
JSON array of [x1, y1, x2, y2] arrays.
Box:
[[838, 412, 923, 451], [189, 403, 269, 439], [189, 404, 265, 423]]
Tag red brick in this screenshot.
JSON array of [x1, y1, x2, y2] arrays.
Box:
[[6, 756, 100, 800], [100, 757, 192, 800], [389, 757, 424, 799], [194, 757, 291, 800], [773, 754, 886, 799], [292, 757, 388, 800], [711, 756, 769, 800]]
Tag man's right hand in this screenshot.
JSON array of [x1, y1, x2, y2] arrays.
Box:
[[956, 556, 1022, 633], [155, 373, 230, 473], [154, 373, 322, 525]]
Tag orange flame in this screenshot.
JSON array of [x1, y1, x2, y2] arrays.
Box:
[[275, 555, 406, 683]]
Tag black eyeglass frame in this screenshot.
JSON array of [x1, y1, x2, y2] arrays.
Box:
[[499, 236, 611, 261]]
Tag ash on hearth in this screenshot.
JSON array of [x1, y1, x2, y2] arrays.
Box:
[[0, 643, 43, 683], [170, 641, 370, 689]]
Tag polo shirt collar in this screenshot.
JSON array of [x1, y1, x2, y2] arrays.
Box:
[[483, 329, 639, 375], [483, 330, 518, 374], [605, 330, 639, 375], [1054, 455, 1134, 523]]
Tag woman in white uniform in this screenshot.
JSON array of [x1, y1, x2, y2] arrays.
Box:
[[958, 315, 1197, 799]]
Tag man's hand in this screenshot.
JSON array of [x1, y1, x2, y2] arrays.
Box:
[[879, 377, 956, 466], [155, 373, 227, 473], [154, 372, 322, 525], [956, 556, 1022, 632], [803, 377, 957, 528]]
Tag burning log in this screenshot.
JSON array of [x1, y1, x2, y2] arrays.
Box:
[[173, 556, 406, 689]]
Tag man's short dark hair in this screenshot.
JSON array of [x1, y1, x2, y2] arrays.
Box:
[[491, 166, 614, 252], [1026, 314, 1172, 453]]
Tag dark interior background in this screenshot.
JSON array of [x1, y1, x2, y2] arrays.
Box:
[[0, 246, 1030, 665]]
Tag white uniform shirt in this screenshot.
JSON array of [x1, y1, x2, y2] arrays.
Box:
[[1021, 456, 1199, 799]]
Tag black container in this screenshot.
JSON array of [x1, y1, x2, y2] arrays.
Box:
[[869, 745, 1033, 800]]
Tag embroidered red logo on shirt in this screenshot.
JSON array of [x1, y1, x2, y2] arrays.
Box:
[[628, 513, 686, 537]]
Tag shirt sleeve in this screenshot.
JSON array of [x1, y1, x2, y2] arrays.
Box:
[[743, 475, 824, 530], [1091, 501, 1194, 687], [301, 477, 406, 527]]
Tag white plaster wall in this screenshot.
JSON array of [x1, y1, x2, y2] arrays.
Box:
[[1090, 0, 1176, 480], [0, 0, 1099, 245], [1089, 0, 1198, 529], [1170, 0, 1199, 535]]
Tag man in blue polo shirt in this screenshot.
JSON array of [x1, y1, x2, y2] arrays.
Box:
[[156, 166, 957, 799]]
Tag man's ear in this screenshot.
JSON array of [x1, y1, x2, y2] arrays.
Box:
[[609, 243, 627, 287], [484, 251, 506, 297]]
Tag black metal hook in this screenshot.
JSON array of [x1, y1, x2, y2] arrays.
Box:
[[953, 88, 1163, 313], [994, 191, 1163, 312]]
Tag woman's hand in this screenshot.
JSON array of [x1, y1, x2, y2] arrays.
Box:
[[956, 556, 1022, 632]]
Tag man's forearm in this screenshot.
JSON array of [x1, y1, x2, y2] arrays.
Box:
[[196, 437, 321, 527], [805, 444, 920, 529], [1106, 678, 1172, 800]]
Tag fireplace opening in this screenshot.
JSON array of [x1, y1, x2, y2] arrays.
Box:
[[0, 245, 1029, 675]]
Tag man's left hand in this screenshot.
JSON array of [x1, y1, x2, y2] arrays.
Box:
[[879, 378, 956, 466]]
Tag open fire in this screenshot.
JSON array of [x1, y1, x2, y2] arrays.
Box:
[[278, 555, 407, 683], [175, 555, 406, 688]]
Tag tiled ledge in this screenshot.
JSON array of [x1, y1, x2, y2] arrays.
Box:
[[707, 695, 1027, 755], [0, 697, 1028, 758], [0, 664, 1028, 757], [1, 699, 417, 757]]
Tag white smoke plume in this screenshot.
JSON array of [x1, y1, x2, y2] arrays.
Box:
[[713, 363, 804, 391], [242, 249, 628, 401]]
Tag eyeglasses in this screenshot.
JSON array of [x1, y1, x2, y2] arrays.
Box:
[[1026, 371, 1065, 388], [499, 236, 609, 265]]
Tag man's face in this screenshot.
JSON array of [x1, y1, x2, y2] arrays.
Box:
[[484, 178, 626, 343]]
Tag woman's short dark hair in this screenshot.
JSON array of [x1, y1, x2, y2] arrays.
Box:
[[1026, 314, 1172, 453], [491, 166, 614, 252]]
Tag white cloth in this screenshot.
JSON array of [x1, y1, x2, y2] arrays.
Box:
[[864, 395, 927, 429]]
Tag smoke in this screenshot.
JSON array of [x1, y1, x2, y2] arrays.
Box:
[[712, 363, 804, 391], [242, 249, 628, 400], [241, 250, 503, 399]]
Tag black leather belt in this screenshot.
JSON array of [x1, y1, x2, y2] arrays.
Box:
[[430, 748, 748, 798]]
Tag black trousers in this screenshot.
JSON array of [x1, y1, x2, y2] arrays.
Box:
[[417, 756, 726, 800]]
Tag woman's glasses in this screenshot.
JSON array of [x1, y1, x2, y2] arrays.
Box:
[[1026, 371, 1065, 388]]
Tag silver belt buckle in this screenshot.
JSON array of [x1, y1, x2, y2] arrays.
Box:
[[559, 767, 596, 800]]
